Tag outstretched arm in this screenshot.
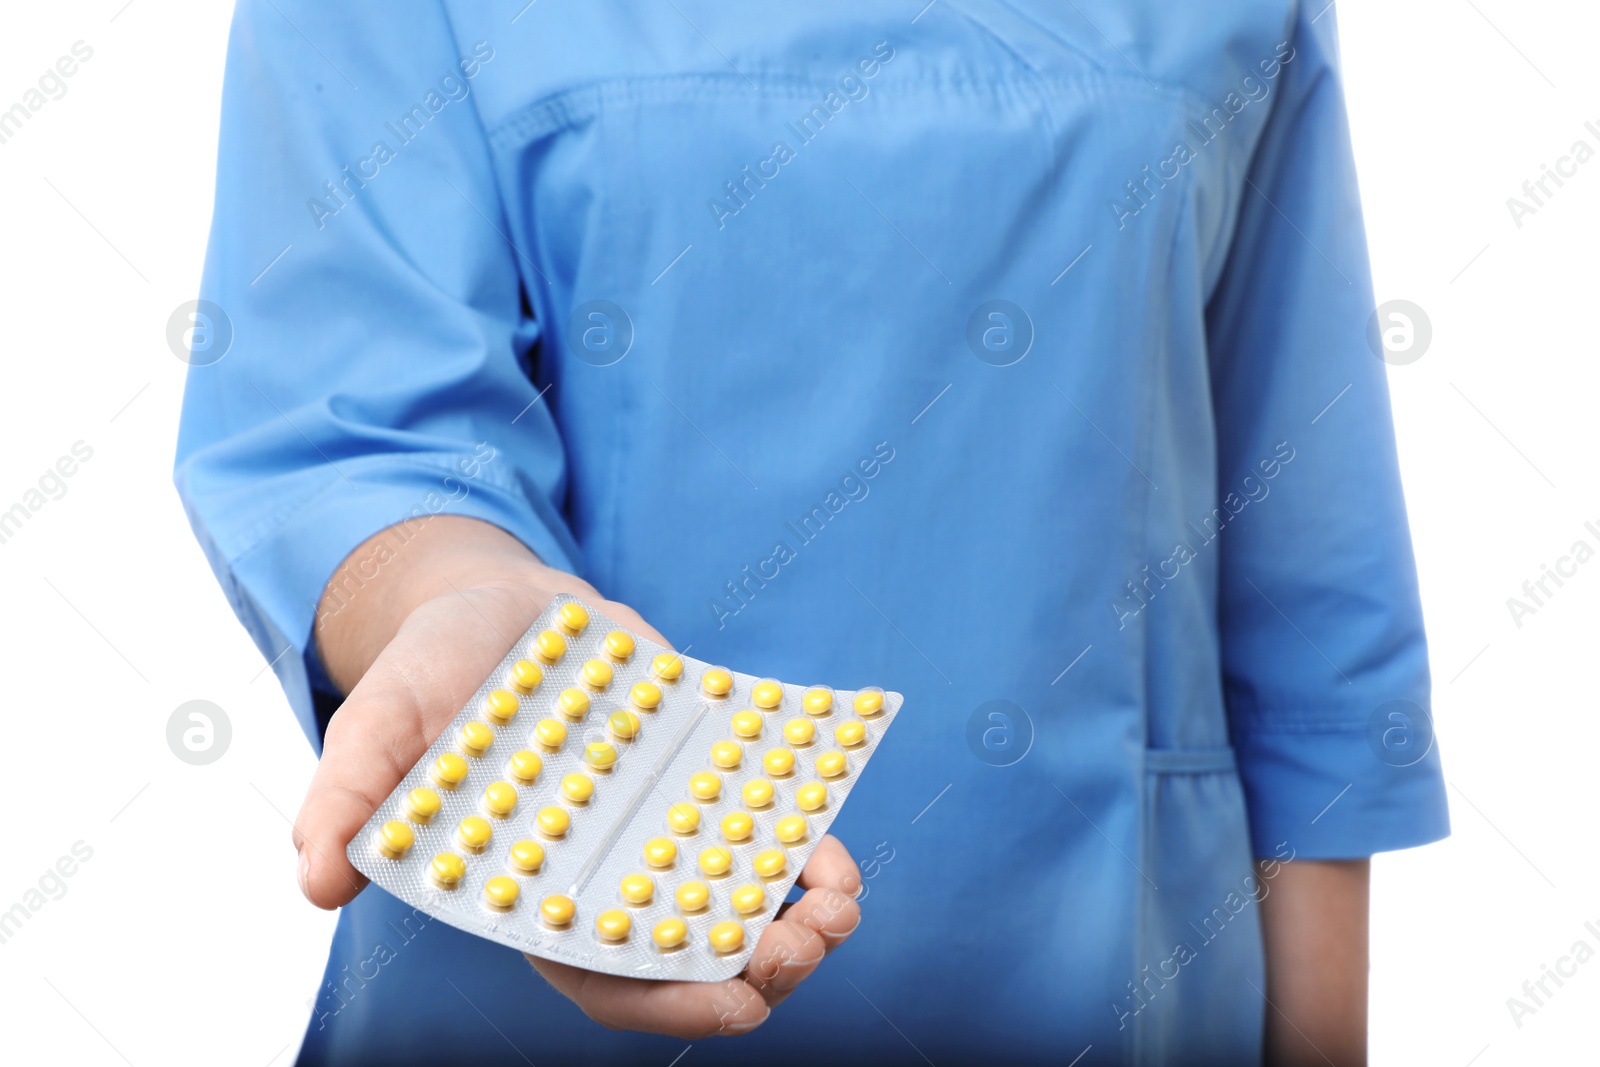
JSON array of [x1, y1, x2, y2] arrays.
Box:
[[302, 515, 863, 1038]]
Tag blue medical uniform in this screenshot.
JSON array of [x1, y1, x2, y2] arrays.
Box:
[[175, 1, 1448, 1062]]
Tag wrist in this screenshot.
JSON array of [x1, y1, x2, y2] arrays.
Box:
[[314, 515, 569, 693]]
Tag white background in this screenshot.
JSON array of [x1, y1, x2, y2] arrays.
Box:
[[0, 2, 1593, 1064]]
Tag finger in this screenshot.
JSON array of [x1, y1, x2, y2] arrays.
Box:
[[797, 834, 862, 898], [743, 836, 863, 1000], [745, 883, 862, 1005], [742, 902, 829, 1004], [527, 956, 770, 1038], [293, 587, 536, 908], [781, 881, 864, 947], [743, 836, 865, 1002]]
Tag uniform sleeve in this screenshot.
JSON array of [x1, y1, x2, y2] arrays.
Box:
[[1206, 3, 1448, 859], [174, 0, 578, 750]]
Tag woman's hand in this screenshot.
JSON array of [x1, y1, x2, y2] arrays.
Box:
[[529, 834, 860, 1037], [294, 515, 861, 1037]]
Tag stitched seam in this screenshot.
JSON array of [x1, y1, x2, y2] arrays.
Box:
[[1231, 719, 1373, 734], [488, 69, 1188, 149], [223, 454, 531, 570]]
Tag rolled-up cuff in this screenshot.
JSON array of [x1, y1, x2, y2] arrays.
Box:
[[1232, 722, 1450, 860], [183, 454, 580, 752]]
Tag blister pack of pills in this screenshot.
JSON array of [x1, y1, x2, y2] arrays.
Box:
[[348, 594, 901, 982]]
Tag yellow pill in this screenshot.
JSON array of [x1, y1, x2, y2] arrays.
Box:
[[404, 787, 441, 823], [653, 917, 689, 948], [540, 893, 575, 926], [484, 689, 521, 725], [377, 821, 414, 859], [783, 718, 816, 746], [585, 742, 619, 771], [689, 771, 722, 801], [721, 812, 754, 843], [557, 602, 589, 634], [430, 852, 466, 888], [556, 687, 591, 719], [762, 748, 796, 777], [432, 752, 469, 789], [751, 679, 783, 709], [535, 629, 567, 662], [699, 846, 733, 877], [730, 710, 763, 738], [619, 873, 655, 904], [802, 687, 833, 715], [816, 750, 848, 778], [459, 721, 494, 756], [596, 909, 631, 941], [710, 740, 742, 769], [709, 920, 746, 953], [562, 773, 595, 804], [482, 781, 519, 818], [581, 659, 614, 690], [742, 779, 775, 809], [456, 816, 492, 853], [604, 630, 636, 660], [705, 669, 738, 698], [536, 806, 570, 837], [608, 709, 642, 740], [534, 720, 569, 753], [629, 681, 663, 711], [752, 848, 787, 878], [509, 839, 545, 873], [643, 837, 678, 868], [650, 653, 684, 682], [795, 782, 828, 812], [854, 689, 885, 717], [666, 803, 701, 834], [676, 880, 711, 912], [775, 814, 808, 844], [508, 749, 543, 784], [835, 720, 867, 747], [510, 659, 544, 693], [484, 875, 520, 910], [730, 883, 766, 915]]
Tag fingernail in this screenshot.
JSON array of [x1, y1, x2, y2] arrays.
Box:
[[820, 908, 863, 943], [843, 873, 862, 898], [721, 1006, 771, 1036], [297, 848, 311, 899], [770, 957, 817, 994]]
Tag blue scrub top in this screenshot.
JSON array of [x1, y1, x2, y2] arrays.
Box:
[[176, 1, 1448, 1063]]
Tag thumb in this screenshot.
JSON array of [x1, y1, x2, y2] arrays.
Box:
[[292, 584, 538, 908]]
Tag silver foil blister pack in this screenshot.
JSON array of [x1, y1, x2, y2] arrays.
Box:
[[348, 594, 901, 981]]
